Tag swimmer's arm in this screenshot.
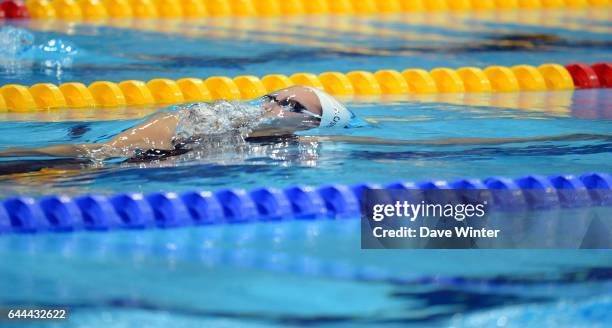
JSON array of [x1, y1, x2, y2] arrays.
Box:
[[103, 111, 179, 152], [0, 143, 103, 157], [0, 112, 180, 158], [300, 133, 611, 145]]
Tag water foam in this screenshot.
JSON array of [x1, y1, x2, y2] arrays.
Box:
[[0, 26, 34, 57], [80, 100, 269, 162], [173, 100, 266, 145], [0, 26, 79, 80]]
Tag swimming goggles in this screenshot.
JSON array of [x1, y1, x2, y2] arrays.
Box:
[[263, 94, 322, 120]]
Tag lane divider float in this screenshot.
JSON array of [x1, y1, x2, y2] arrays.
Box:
[[0, 172, 610, 234], [6, 88, 603, 122], [0, 0, 29, 17], [0, 62, 609, 112], [4, 0, 609, 20]]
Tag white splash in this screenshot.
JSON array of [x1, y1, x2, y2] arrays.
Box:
[[79, 100, 270, 163], [0, 26, 79, 79], [173, 100, 266, 143], [0, 26, 34, 57]]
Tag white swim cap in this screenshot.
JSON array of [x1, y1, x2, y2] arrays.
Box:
[[307, 87, 352, 129]]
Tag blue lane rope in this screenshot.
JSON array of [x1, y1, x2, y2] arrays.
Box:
[[0, 172, 610, 234]]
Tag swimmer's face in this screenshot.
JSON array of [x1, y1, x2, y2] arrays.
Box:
[[249, 86, 323, 137]]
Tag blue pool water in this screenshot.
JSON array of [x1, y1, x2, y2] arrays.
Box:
[[1, 10, 611, 85], [1, 219, 612, 327], [0, 90, 610, 197], [0, 9, 611, 328]]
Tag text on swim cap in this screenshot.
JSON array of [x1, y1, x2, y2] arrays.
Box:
[[328, 107, 341, 127]]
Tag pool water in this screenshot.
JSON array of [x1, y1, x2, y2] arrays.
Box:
[[0, 8, 611, 328], [1, 219, 611, 327], [2, 10, 611, 85], [0, 90, 610, 197]]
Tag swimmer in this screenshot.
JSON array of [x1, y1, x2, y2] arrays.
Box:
[[0, 85, 609, 162], [0, 86, 353, 160]]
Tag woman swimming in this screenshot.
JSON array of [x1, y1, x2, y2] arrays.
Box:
[[0, 86, 354, 161], [0, 85, 609, 162]]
